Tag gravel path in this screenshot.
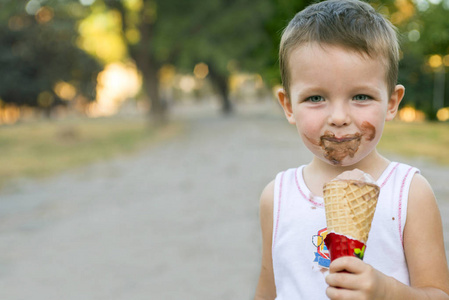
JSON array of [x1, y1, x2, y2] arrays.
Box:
[[0, 102, 448, 299]]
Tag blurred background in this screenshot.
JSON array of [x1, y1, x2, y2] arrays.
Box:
[[1, 0, 449, 123], [1, 0, 449, 183], [0, 0, 449, 299]]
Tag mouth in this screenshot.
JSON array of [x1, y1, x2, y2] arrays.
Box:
[[320, 132, 362, 143], [318, 131, 363, 166], [303, 121, 376, 166], [321, 136, 359, 143]]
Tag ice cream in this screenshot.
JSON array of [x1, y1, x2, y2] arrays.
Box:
[[323, 169, 380, 261]]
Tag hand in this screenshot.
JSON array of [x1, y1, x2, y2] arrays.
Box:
[[325, 256, 388, 300]]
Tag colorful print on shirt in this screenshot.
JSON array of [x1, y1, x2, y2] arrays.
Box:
[[312, 227, 330, 268]]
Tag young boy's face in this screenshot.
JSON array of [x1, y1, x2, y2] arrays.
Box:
[[279, 43, 404, 166]]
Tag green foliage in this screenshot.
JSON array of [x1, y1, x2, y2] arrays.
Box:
[[262, 0, 449, 118], [2, 0, 448, 120], [414, 2, 449, 56], [397, 1, 449, 115], [0, 0, 101, 109], [102, 0, 275, 73], [398, 52, 434, 114], [260, 0, 309, 86]]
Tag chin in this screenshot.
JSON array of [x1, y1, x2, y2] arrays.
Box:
[[318, 155, 363, 168]]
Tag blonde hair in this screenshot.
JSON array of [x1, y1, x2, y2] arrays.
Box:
[[279, 0, 399, 99]]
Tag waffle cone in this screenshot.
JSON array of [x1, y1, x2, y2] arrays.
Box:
[[323, 180, 379, 244]]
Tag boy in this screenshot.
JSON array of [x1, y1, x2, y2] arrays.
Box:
[[254, 0, 449, 299]]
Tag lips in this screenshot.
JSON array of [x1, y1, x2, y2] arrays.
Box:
[[318, 131, 363, 165], [320, 131, 362, 143], [304, 121, 376, 165], [322, 136, 360, 143]]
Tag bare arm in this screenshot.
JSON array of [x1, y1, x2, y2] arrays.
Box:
[[326, 173, 449, 299], [399, 173, 449, 298], [254, 180, 276, 300]]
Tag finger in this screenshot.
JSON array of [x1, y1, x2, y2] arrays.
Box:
[[326, 286, 363, 300], [328, 256, 366, 274], [326, 271, 359, 290]]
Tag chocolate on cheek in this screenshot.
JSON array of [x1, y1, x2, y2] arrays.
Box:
[[361, 121, 376, 141]]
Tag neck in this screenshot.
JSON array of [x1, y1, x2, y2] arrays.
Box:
[[303, 149, 390, 197]]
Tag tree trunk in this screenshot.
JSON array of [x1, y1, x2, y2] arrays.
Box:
[[208, 64, 233, 115], [132, 16, 168, 126], [141, 62, 167, 126]]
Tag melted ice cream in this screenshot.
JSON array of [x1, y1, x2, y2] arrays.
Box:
[[334, 169, 376, 184]]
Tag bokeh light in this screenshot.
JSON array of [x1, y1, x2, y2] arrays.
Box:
[[443, 55, 449, 67], [54, 82, 77, 101], [77, 10, 127, 63], [429, 54, 443, 69], [179, 76, 196, 93], [35, 6, 54, 24], [88, 62, 141, 117], [437, 107, 449, 122], [0, 101, 20, 125], [398, 106, 426, 122], [194, 63, 209, 79]]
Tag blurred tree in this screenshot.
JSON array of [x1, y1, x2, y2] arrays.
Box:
[[175, 0, 274, 114], [101, 0, 273, 123], [260, 0, 308, 87], [366, 0, 449, 118], [396, 0, 449, 118], [0, 0, 102, 117], [262, 0, 449, 119]]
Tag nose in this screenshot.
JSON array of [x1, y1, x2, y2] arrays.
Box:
[[328, 102, 351, 127]]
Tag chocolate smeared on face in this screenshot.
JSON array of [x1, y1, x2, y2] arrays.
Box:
[[320, 131, 362, 165], [306, 121, 377, 165], [361, 121, 376, 141]]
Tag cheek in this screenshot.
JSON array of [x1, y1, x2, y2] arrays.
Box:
[[370, 122, 385, 145], [297, 119, 322, 146], [295, 110, 325, 135], [358, 120, 384, 158], [356, 107, 385, 140], [361, 121, 376, 141]]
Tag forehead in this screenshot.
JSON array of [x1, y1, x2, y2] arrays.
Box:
[[288, 43, 389, 91], [287, 42, 388, 75]]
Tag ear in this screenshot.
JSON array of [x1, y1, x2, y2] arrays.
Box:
[[277, 88, 296, 124], [385, 84, 405, 121]]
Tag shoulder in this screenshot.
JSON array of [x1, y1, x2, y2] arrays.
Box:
[[405, 172, 440, 241], [259, 167, 302, 217], [260, 180, 275, 217], [259, 168, 294, 210], [406, 173, 437, 221], [408, 172, 435, 206]]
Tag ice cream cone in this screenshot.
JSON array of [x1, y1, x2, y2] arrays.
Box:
[[323, 179, 380, 261]]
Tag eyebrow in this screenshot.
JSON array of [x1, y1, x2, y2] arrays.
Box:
[[350, 85, 383, 95]]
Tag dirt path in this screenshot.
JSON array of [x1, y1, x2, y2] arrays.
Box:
[[0, 102, 447, 299]]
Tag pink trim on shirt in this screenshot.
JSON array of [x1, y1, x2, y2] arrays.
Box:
[[398, 167, 414, 245], [379, 162, 400, 188], [273, 171, 285, 247], [295, 168, 324, 207]]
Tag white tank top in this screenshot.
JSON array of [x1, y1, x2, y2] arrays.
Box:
[[272, 162, 419, 299]]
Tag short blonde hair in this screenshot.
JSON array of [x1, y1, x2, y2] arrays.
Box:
[[279, 0, 399, 99]]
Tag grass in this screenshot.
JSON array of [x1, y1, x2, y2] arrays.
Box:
[[0, 116, 447, 189], [378, 121, 449, 165], [0, 116, 182, 188]]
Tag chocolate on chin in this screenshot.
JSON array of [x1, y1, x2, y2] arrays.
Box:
[[323, 174, 380, 262]]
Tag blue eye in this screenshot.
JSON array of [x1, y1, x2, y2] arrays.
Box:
[[353, 94, 372, 101], [307, 95, 324, 102]]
